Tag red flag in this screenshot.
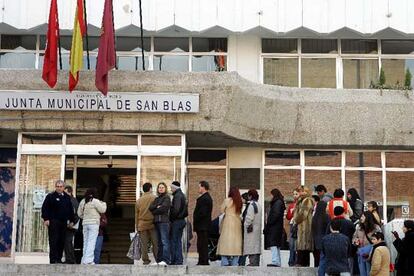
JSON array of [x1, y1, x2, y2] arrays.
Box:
[[95, 0, 116, 96], [42, 0, 59, 88]]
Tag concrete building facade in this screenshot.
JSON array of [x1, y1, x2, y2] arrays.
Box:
[[0, 0, 414, 264]]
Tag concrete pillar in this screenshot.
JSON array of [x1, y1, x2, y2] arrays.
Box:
[[227, 35, 261, 83]]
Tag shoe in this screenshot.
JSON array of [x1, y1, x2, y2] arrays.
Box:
[[267, 264, 280, 267], [158, 261, 168, 266], [150, 262, 159, 266]]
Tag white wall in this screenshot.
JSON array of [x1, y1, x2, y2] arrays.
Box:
[[228, 147, 262, 168], [227, 35, 261, 83]]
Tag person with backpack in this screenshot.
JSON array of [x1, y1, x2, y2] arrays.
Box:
[[327, 189, 353, 220], [169, 181, 188, 265], [242, 189, 262, 266]]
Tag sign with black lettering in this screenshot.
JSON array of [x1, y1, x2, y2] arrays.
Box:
[[0, 90, 199, 113]]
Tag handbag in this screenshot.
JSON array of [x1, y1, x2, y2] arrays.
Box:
[[291, 224, 298, 239], [127, 232, 141, 260]]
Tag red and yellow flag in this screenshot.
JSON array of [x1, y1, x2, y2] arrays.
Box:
[[69, 0, 86, 92]]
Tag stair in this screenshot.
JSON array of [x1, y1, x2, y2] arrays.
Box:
[[101, 217, 135, 264]]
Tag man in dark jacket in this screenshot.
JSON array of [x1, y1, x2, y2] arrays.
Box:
[[63, 185, 79, 264], [393, 219, 414, 276], [193, 180, 213, 265], [169, 181, 188, 265], [41, 180, 75, 264], [321, 219, 351, 276]]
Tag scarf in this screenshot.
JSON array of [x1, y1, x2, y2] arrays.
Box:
[[369, 241, 386, 263]]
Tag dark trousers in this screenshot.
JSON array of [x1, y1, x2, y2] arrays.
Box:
[[64, 229, 76, 264], [313, 249, 321, 267], [196, 230, 209, 265], [48, 220, 66, 263], [296, 250, 311, 267], [170, 219, 186, 265], [248, 254, 260, 266]]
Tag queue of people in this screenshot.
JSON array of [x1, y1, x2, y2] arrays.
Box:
[[41, 178, 414, 275]]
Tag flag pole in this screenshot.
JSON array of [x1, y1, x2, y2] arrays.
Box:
[[83, 0, 91, 70], [56, 4, 62, 70], [138, 0, 145, 70], [111, 0, 117, 69]]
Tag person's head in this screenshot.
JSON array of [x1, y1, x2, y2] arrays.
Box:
[[367, 201, 379, 212], [55, 180, 65, 194], [330, 219, 341, 232], [241, 192, 249, 203], [403, 220, 414, 233], [171, 181, 181, 192], [334, 206, 345, 217], [64, 185, 73, 196], [312, 195, 320, 203], [301, 187, 311, 197], [248, 189, 259, 202], [360, 211, 376, 233], [293, 187, 301, 200], [84, 188, 97, 203], [228, 187, 242, 214], [315, 185, 327, 197], [157, 182, 167, 195], [142, 182, 153, 193], [333, 188, 345, 199], [371, 231, 384, 245], [271, 188, 284, 201], [347, 188, 360, 201], [199, 180, 209, 194]]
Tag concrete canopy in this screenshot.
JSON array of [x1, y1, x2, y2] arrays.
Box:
[[0, 70, 414, 149]]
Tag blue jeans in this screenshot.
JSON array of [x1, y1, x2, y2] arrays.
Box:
[[156, 222, 170, 264], [81, 224, 99, 264], [288, 224, 297, 266], [170, 219, 186, 265], [94, 235, 103, 264], [238, 255, 247, 266], [357, 254, 371, 276], [318, 252, 326, 276], [221, 256, 239, 266], [270, 246, 281, 266]]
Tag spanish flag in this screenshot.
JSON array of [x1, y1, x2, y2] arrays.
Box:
[[69, 0, 86, 92]]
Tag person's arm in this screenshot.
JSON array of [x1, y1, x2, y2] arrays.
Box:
[[95, 199, 107, 213], [244, 203, 255, 227], [151, 196, 171, 215], [369, 249, 382, 276], [286, 203, 295, 221], [41, 194, 51, 221], [77, 200, 85, 219], [347, 202, 353, 218], [294, 198, 312, 224], [267, 200, 282, 226], [170, 195, 180, 220], [220, 198, 229, 213], [68, 198, 75, 224]]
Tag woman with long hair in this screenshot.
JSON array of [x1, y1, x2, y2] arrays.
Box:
[[347, 188, 363, 223], [352, 211, 381, 276], [311, 200, 330, 268], [242, 189, 262, 266], [217, 187, 243, 266], [264, 188, 286, 267], [293, 186, 315, 267], [392, 220, 414, 276], [367, 201, 382, 226], [77, 188, 107, 264], [286, 187, 301, 266], [149, 182, 171, 265]]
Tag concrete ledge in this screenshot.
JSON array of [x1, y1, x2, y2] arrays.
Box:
[[0, 264, 317, 276], [1, 70, 414, 148]]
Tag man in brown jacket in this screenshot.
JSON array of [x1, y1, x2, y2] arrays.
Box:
[[136, 182, 158, 265]]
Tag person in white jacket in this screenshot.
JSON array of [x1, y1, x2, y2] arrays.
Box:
[[78, 188, 107, 264]]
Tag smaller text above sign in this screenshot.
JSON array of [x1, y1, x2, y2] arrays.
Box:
[[0, 90, 199, 113]]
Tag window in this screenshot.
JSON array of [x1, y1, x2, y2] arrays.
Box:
[[301, 58, 336, 88], [382, 40, 414, 55], [230, 168, 260, 190], [192, 38, 227, 52], [302, 39, 337, 54], [1, 35, 37, 50], [154, 37, 189, 52], [262, 39, 297, 53], [265, 151, 300, 166], [263, 58, 298, 87], [343, 59, 379, 89], [341, 39, 378, 54], [381, 59, 414, 87], [153, 55, 188, 71]]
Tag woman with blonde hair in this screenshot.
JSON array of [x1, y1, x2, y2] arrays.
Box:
[[217, 187, 243, 266], [293, 186, 315, 266]]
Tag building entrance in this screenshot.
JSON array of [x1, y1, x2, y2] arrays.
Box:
[[66, 156, 137, 264]]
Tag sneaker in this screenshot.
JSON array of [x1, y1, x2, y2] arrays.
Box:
[[267, 264, 280, 267], [150, 262, 159, 266], [158, 261, 168, 266]]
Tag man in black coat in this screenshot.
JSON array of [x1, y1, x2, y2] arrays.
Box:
[[169, 181, 188, 265], [41, 180, 75, 264], [193, 180, 213, 265], [393, 220, 414, 276]]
